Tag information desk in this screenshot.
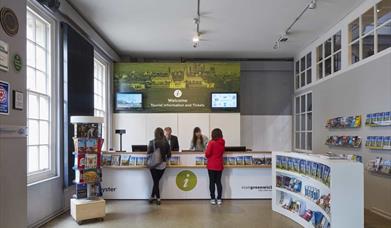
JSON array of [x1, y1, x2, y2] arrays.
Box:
[[101, 151, 272, 199]]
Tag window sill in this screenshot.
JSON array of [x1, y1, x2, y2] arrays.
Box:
[[27, 175, 60, 187]]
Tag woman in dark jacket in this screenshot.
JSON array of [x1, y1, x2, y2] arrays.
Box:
[[205, 128, 225, 205], [147, 127, 171, 205]]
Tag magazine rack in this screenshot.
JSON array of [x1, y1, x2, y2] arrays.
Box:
[[70, 116, 105, 224], [325, 115, 361, 129], [365, 112, 391, 127], [365, 136, 391, 150], [325, 136, 362, 148], [272, 151, 363, 228]]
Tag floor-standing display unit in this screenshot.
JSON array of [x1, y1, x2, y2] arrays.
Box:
[[272, 151, 363, 228], [70, 116, 105, 224]]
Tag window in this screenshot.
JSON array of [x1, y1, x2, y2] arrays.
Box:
[[94, 56, 107, 148], [294, 92, 312, 152], [295, 52, 312, 89], [316, 31, 341, 80], [26, 7, 56, 183], [348, 0, 391, 65]]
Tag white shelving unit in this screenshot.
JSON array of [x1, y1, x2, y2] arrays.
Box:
[[272, 151, 363, 228]]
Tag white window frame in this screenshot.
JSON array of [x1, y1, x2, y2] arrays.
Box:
[[295, 52, 312, 90], [316, 31, 342, 80], [294, 91, 312, 153], [26, 5, 57, 184], [348, 0, 391, 65], [93, 52, 109, 150]]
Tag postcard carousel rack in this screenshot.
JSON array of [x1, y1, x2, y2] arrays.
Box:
[[70, 116, 106, 224]]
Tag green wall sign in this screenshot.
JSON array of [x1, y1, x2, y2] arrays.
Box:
[[13, 54, 22, 72], [114, 62, 240, 113], [176, 170, 197, 191]]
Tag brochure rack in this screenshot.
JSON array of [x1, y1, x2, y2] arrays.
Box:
[[70, 116, 105, 224], [325, 115, 361, 129], [272, 151, 363, 228], [366, 157, 391, 177], [365, 112, 391, 127], [365, 136, 391, 150], [325, 136, 362, 148]]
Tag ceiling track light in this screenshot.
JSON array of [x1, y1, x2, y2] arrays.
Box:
[[192, 0, 201, 48], [273, 0, 317, 50]]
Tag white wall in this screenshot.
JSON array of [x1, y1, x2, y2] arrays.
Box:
[[0, 0, 27, 227], [293, 0, 391, 218], [241, 115, 292, 151], [25, 1, 119, 227], [112, 113, 240, 151]]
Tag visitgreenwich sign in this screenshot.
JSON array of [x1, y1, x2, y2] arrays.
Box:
[[114, 62, 240, 113]]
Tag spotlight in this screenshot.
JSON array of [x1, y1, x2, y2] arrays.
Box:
[[193, 33, 200, 48], [278, 33, 288, 42], [192, 34, 200, 43], [309, 0, 317, 9]]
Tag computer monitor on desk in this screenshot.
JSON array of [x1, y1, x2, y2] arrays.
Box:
[[225, 146, 247, 152], [132, 145, 147, 152]]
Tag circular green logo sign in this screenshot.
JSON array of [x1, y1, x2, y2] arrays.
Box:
[[13, 54, 22, 72], [176, 170, 197, 191]]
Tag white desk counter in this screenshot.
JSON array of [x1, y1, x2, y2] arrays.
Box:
[[101, 151, 272, 199]]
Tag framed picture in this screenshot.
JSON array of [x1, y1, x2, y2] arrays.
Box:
[[0, 39, 9, 72], [0, 80, 10, 115], [13, 90, 23, 110]]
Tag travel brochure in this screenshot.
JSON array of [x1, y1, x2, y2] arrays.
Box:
[[365, 136, 391, 150], [365, 112, 391, 127], [276, 156, 331, 187], [366, 157, 391, 176], [102, 154, 181, 167], [276, 174, 331, 216], [73, 138, 104, 153], [74, 122, 102, 138], [194, 155, 271, 166], [319, 152, 363, 163], [278, 191, 330, 228], [72, 120, 104, 199], [325, 136, 362, 148], [74, 168, 102, 184], [325, 115, 361, 128]]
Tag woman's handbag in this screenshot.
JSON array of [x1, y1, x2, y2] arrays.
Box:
[[147, 142, 163, 168]]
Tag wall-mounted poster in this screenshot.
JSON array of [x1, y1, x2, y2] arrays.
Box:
[[0, 40, 9, 72], [114, 63, 240, 113], [0, 81, 10, 115]]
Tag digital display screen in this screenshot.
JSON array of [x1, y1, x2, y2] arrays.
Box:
[[211, 93, 238, 109], [116, 93, 143, 110]]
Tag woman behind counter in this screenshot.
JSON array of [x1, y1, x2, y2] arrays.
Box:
[[205, 128, 225, 205], [147, 127, 171, 205], [189, 127, 209, 151]]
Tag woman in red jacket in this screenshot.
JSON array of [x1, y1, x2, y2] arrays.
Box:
[[205, 128, 225, 205]]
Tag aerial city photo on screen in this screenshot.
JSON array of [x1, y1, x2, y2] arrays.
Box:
[[114, 62, 240, 112]]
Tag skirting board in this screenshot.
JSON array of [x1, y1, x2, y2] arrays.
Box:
[[371, 207, 391, 220], [28, 208, 68, 228]]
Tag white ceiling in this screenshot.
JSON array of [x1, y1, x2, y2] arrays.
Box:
[[68, 0, 364, 59]]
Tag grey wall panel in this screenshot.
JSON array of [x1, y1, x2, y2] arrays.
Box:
[[240, 69, 293, 115], [0, 0, 27, 228], [311, 52, 391, 215]]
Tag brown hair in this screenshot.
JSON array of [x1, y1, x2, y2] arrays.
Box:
[[154, 127, 165, 149], [192, 127, 203, 147], [211, 128, 223, 140]]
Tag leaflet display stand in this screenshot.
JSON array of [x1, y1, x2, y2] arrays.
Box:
[[272, 151, 363, 228], [70, 116, 105, 224]]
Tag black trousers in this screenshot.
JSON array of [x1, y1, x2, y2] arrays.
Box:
[[208, 170, 223, 200], [150, 168, 165, 198]]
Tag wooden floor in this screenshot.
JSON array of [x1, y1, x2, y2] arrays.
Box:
[[42, 200, 391, 228]]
